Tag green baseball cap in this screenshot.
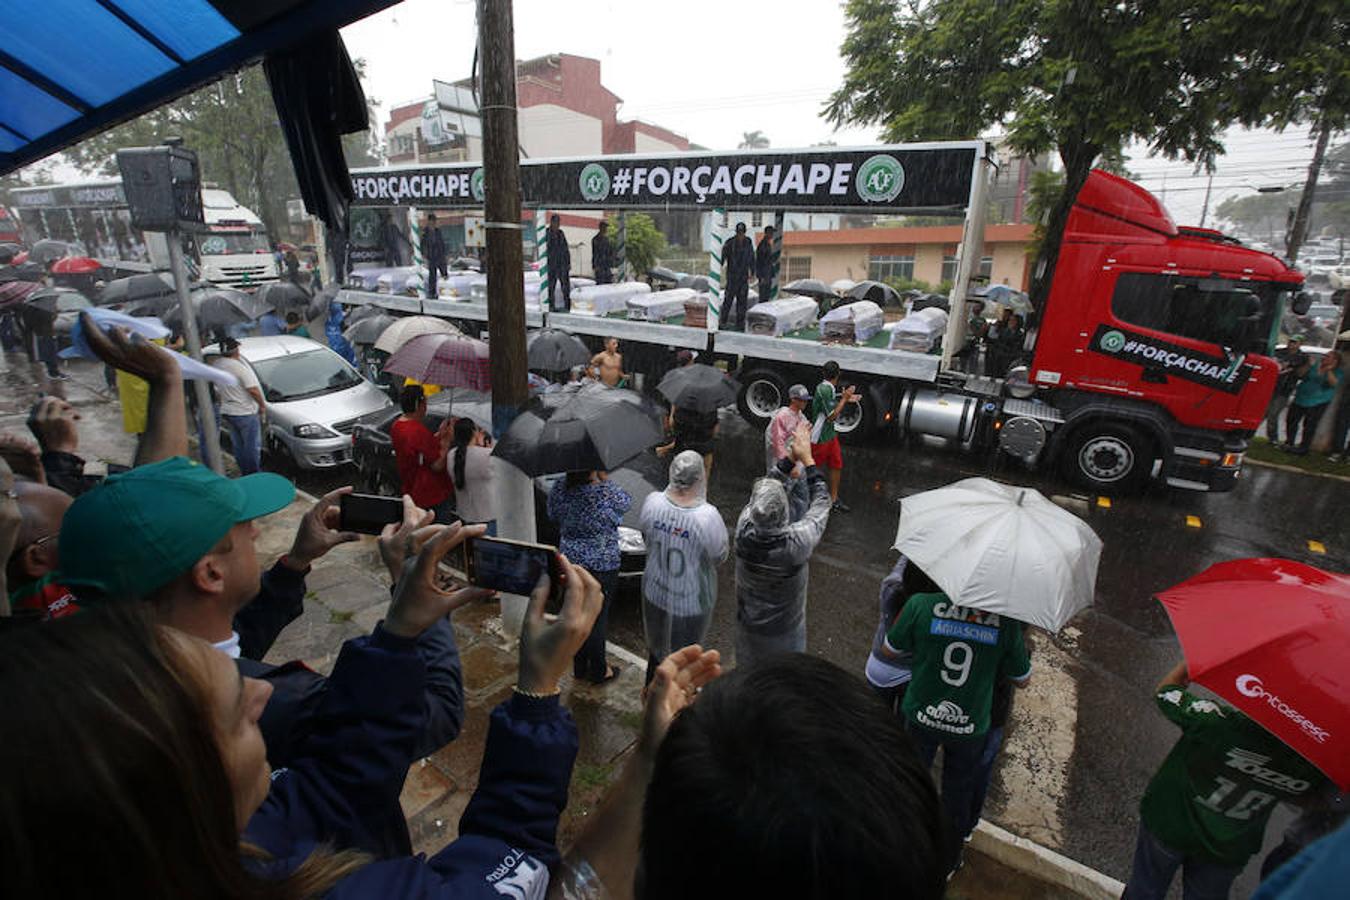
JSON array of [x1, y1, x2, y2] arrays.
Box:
[[59, 456, 295, 599]]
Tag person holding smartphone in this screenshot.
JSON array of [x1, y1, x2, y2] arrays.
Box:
[[548, 469, 631, 684]]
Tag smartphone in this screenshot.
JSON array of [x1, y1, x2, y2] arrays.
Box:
[[339, 493, 404, 535], [445, 536, 566, 609]]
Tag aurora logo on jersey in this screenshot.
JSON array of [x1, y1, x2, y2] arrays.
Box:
[[917, 699, 976, 735], [1089, 324, 1254, 394]]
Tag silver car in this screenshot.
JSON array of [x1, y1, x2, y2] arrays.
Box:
[[226, 336, 394, 469]]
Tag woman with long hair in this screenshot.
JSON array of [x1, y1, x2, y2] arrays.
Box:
[[547, 468, 631, 684], [446, 417, 498, 534], [0, 523, 603, 899]]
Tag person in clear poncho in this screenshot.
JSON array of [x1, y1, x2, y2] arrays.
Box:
[[734, 427, 831, 667], [638, 450, 729, 685]]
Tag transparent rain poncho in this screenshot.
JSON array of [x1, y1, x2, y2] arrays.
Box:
[[638, 451, 728, 668], [733, 473, 831, 667]]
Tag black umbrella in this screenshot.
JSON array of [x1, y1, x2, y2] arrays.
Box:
[[163, 287, 273, 330], [254, 280, 312, 312], [343, 312, 396, 346], [493, 382, 665, 476], [676, 274, 712, 292], [847, 280, 901, 306], [0, 243, 19, 263], [98, 272, 176, 307], [648, 265, 681, 285], [450, 256, 482, 272], [527, 328, 591, 370], [344, 304, 384, 325], [25, 286, 88, 314], [0, 261, 45, 283], [911, 293, 950, 313], [28, 240, 79, 266], [657, 363, 741, 413], [784, 278, 836, 300]]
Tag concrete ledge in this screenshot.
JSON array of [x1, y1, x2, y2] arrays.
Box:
[[970, 821, 1124, 900], [1243, 455, 1350, 483]]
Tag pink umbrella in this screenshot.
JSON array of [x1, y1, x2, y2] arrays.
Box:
[[0, 281, 40, 309], [384, 332, 492, 392]]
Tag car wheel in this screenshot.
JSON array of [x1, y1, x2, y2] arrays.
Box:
[[1062, 423, 1151, 493], [736, 368, 786, 428]]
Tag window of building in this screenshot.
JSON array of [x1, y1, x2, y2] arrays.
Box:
[[869, 254, 914, 282], [941, 255, 959, 284], [1109, 272, 1275, 353], [784, 256, 812, 280], [750, 211, 763, 227], [979, 256, 994, 280]]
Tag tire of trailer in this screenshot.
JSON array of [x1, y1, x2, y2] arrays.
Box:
[[1060, 421, 1152, 493], [834, 382, 876, 444], [737, 368, 786, 428]]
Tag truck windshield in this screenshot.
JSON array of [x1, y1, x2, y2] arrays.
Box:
[[200, 232, 269, 255], [1109, 272, 1279, 355]]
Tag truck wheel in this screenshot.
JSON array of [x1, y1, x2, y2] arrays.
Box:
[[835, 388, 876, 444], [1063, 423, 1151, 493], [737, 368, 785, 427]]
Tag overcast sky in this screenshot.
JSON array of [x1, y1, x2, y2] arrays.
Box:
[[19, 0, 1320, 233]]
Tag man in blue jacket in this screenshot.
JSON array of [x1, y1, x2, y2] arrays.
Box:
[[58, 459, 475, 855], [245, 523, 602, 897]]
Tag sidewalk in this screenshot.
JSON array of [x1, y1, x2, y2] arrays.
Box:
[[1, 352, 1123, 898]]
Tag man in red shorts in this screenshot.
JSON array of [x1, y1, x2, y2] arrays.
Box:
[[809, 360, 857, 513]]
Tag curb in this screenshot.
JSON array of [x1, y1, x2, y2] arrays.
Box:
[[970, 821, 1124, 900], [1244, 455, 1350, 483]]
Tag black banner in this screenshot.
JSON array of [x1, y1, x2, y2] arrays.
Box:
[[12, 182, 126, 209], [1089, 324, 1254, 394], [349, 144, 981, 211]]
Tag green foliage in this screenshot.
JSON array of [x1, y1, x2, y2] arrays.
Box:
[[59, 61, 382, 241], [739, 131, 770, 150], [884, 275, 935, 294], [623, 212, 667, 277], [1025, 170, 1066, 257], [824, 0, 1340, 301]]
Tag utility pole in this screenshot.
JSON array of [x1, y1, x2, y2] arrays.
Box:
[[1198, 172, 1213, 228], [478, 0, 534, 636], [1285, 115, 1332, 266]]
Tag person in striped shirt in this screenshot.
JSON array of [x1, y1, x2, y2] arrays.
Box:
[[638, 450, 729, 684]]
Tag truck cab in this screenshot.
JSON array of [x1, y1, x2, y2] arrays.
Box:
[[1029, 170, 1304, 491], [196, 188, 278, 288]]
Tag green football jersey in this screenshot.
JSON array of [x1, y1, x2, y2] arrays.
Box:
[[1140, 686, 1327, 867], [886, 592, 1031, 741]]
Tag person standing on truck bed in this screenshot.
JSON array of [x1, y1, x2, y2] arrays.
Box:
[[592, 220, 613, 285], [420, 212, 448, 299], [547, 214, 572, 312], [590, 337, 626, 388], [756, 225, 776, 307], [809, 361, 857, 513], [721, 222, 756, 331]]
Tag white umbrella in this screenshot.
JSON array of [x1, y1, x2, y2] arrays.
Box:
[[372, 315, 461, 354], [892, 477, 1102, 632], [831, 278, 857, 294]]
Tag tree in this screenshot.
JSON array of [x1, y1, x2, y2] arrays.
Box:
[[739, 131, 770, 150], [825, 0, 1335, 309], [1216, 143, 1350, 245], [625, 213, 667, 277], [60, 60, 383, 242]]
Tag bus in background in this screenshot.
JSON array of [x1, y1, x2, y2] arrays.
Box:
[[8, 180, 278, 288]]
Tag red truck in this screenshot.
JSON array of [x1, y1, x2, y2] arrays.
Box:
[[725, 170, 1306, 493]]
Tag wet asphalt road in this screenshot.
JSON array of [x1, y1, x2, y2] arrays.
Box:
[[297, 406, 1346, 892]]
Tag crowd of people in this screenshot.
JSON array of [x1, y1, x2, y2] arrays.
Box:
[[1264, 336, 1348, 460], [1, 309, 1346, 899]]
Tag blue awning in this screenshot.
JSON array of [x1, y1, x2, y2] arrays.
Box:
[[0, 0, 398, 175]]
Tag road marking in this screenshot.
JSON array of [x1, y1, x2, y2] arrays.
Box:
[[1185, 515, 1203, 528], [1096, 496, 1111, 508], [1308, 540, 1326, 554]]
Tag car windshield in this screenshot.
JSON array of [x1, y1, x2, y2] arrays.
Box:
[[199, 231, 269, 255], [1110, 272, 1282, 354], [251, 349, 363, 402]]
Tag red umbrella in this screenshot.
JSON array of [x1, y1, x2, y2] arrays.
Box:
[[12, 251, 28, 264], [50, 256, 101, 274], [1157, 558, 1350, 789], [384, 332, 492, 392]]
